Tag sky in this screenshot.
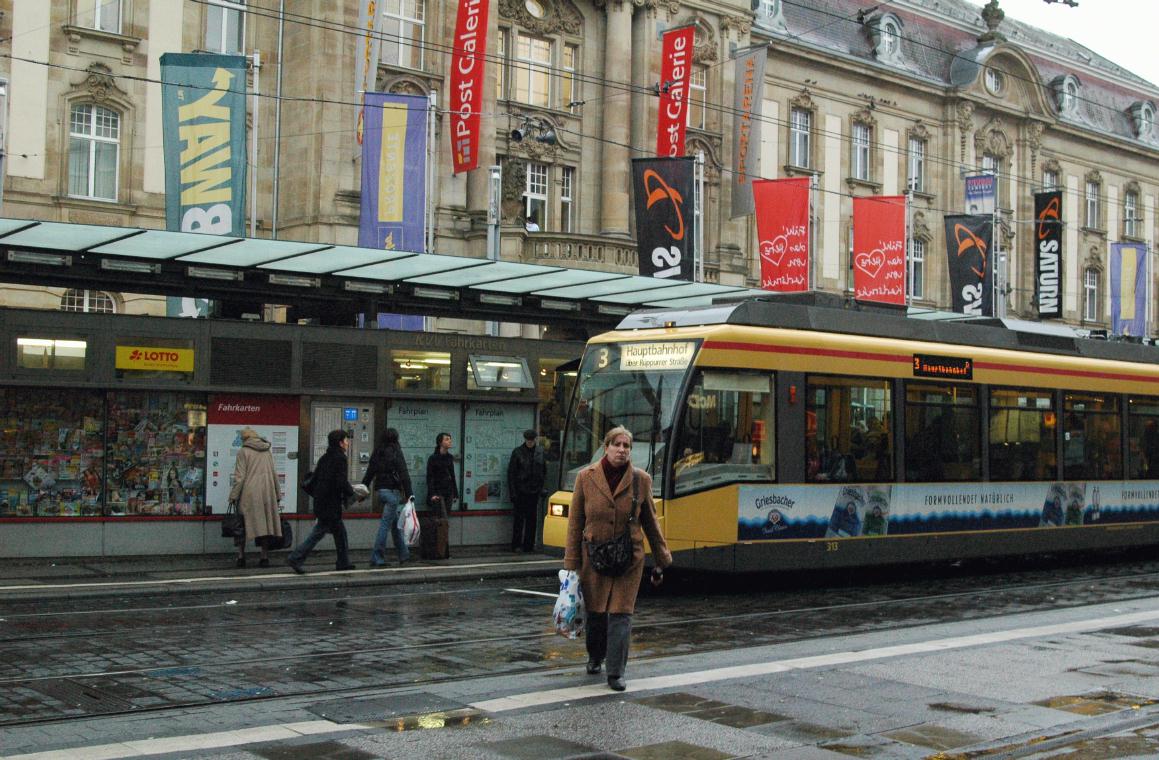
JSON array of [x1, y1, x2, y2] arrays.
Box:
[[962, 1, 1159, 88]]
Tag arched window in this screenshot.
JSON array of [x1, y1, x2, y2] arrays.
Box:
[[68, 103, 120, 201], [60, 289, 116, 314]]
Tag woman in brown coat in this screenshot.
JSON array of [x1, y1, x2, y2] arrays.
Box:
[[564, 426, 672, 691], [229, 427, 283, 568]]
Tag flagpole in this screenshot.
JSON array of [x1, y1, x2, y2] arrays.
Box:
[[809, 172, 818, 291], [426, 90, 436, 254], [905, 185, 913, 309], [696, 150, 704, 283], [249, 50, 260, 239]]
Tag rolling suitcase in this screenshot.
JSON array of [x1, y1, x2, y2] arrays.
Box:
[[419, 512, 450, 559]]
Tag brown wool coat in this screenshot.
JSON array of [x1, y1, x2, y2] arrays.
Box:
[[229, 438, 283, 543], [563, 462, 672, 614]]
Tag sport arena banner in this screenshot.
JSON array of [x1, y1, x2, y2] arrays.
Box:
[[729, 47, 766, 218], [359, 93, 427, 252], [944, 214, 993, 316], [1110, 242, 1148, 338], [354, 0, 386, 144], [632, 157, 695, 281], [752, 177, 810, 292], [1034, 191, 1063, 319], [656, 25, 695, 158], [852, 195, 906, 305], [449, 0, 490, 173]]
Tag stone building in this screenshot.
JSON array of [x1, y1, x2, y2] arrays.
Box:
[[2, 0, 1158, 332]]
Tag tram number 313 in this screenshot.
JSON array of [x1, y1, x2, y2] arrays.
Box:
[[825, 541, 839, 552]]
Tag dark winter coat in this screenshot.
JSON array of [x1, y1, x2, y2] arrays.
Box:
[[507, 443, 546, 498], [425, 451, 458, 505], [362, 445, 412, 498], [311, 444, 354, 521], [563, 462, 671, 614]]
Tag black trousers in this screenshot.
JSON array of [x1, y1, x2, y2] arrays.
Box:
[[586, 611, 632, 678], [511, 492, 538, 551]]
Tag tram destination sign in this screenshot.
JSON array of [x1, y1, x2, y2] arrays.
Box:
[[620, 342, 696, 371], [912, 353, 972, 380]]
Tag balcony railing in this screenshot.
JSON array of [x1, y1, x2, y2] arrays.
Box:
[[521, 232, 638, 272]]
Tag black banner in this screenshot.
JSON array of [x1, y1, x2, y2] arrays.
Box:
[[944, 214, 993, 317], [632, 157, 695, 280], [1034, 191, 1063, 319]]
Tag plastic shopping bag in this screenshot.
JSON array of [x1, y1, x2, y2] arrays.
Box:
[[552, 569, 585, 639], [397, 497, 421, 547]]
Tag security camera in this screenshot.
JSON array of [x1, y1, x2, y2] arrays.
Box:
[[510, 128, 525, 142]]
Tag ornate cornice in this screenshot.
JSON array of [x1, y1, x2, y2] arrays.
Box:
[[77, 63, 128, 104], [974, 118, 1010, 158], [790, 89, 815, 111], [851, 106, 877, 129], [719, 14, 751, 38], [499, 0, 583, 36], [908, 120, 931, 142]]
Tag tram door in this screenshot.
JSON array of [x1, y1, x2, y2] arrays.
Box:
[[310, 402, 375, 484]]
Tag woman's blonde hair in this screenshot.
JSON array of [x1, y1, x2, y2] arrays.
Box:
[[603, 426, 633, 448]]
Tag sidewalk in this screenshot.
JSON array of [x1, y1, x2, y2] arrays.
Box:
[[0, 547, 560, 601]]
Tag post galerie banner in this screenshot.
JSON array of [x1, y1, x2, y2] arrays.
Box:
[[852, 195, 906, 305], [449, 0, 490, 173], [359, 92, 427, 252], [1111, 242, 1147, 338], [632, 157, 695, 281], [730, 47, 766, 218], [1034, 191, 1063, 319], [944, 214, 993, 316], [753, 177, 810, 292], [656, 25, 695, 158]]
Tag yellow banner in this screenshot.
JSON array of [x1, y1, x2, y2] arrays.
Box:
[[378, 103, 408, 225], [116, 346, 195, 373]]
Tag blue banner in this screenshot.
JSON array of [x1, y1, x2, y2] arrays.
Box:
[[1111, 242, 1148, 337], [359, 92, 427, 251]]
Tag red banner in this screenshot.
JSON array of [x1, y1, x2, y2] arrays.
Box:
[[753, 178, 810, 291], [656, 25, 695, 157], [852, 195, 906, 305], [449, 0, 490, 174]]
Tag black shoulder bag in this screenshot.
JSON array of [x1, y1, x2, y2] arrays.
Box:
[[585, 471, 638, 577]]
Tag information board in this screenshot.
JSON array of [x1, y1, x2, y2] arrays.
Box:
[[462, 402, 535, 511], [389, 400, 461, 508], [206, 394, 299, 514]]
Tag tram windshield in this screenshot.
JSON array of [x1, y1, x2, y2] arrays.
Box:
[[560, 341, 697, 494]]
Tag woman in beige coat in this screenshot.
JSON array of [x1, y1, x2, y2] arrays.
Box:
[[564, 426, 672, 691], [229, 428, 283, 568]]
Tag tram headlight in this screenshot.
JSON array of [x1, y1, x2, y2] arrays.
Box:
[[549, 502, 568, 518]]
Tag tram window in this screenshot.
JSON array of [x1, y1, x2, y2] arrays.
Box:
[[989, 388, 1057, 481], [904, 383, 980, 482], [1062, 392, 1121, 480], [672, 370, 774, 494], [806, 376, 892, 483], [1127, 396, 1159, 479]]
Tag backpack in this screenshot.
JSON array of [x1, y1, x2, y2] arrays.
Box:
[[302, 469, 317, 496]]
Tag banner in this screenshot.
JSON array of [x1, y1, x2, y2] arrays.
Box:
[[944, 214, 993, 316], [355, 0, 386, 144], [632, 157, 695, 280], [656, 25, 695, 158], [448, 0, 490, 173], [852, 196, 906, 305], [753, 178, 810, 292], [1034, 191, 1063, 319], [964, 173, 996, 215], [1111, 242, 1147, 337], [359, 93, 427, 251], [730, 47, 766, 218]]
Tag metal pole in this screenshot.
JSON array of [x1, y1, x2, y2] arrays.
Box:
[[991, 170, 1001, 319], [696, 150, 704, 283], [426, 90, 437, 253], [905, 185, 913, 309], [486, 165, 502, 336], [810, 172, 819, 291], [249, 50, 260, 238], [271, 1, 285, 238], [0, 79, 8, 217]]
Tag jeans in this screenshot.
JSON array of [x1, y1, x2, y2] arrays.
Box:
[[288, 516, 350, 569], [371, 488, 409, 565]]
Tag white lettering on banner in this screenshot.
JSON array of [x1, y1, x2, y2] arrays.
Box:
[[449, 0, 488, 172], [961, 283, 984, 315], [1038, 241, 1059, 312]]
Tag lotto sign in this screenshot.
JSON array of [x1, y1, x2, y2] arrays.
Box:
[[115, 346, 195, 373]]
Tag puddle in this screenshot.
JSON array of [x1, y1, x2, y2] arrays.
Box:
[[634, 691, 788, 728], [619, 740, 734, 759], [1034, 691, 1153, 716], [385, 708, 488, 731], [883, 723, 981, 750], [929, 702, 997, 715]]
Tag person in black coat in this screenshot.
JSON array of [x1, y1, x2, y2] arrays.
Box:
[[287, 429, 358, 573], [426, 432, 458, 519], [507, 429, 546, 552], [363, 428, 414, 566]]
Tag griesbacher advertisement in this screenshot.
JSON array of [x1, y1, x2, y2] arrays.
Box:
[[206, 395, 299, 514]]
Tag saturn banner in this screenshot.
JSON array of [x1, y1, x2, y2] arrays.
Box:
[[1034, 191, 1063, 319], [448, 0, 489, 173], [852, 196, 906, 305], [944, 214, 993, 316], [656, 25, 695, 158], [753, 178, 810, 292], [1110, 242, 1148, 337], [632, 157, 695, 281], [359, 92, 427, 252]]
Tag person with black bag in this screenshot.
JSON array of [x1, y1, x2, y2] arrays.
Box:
[[228, 427, 282, 568], [563, 426, 671, 691], [423, 432, 457, 559], [286, 429, 360, 574], [363, 428, 415, 567]]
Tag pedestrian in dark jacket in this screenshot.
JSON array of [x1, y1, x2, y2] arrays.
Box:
[[507, 429, 546, 552], [287, 429, 359, 573], [363, 428, 414, 566], [426, 432, 458, 519]]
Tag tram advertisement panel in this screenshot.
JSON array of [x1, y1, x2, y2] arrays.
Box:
[[1034, 191, 1063, 319], [738, 482, 1159, 540], [852, 195, 906, 305], [944, 214, 993, 316]]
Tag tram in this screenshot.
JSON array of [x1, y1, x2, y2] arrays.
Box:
[[542, 293, 1159, 571]]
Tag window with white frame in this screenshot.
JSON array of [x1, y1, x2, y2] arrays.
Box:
[[1083, 267, 1100, 322], [907, 136, 925, 193], [1125, 189, 1140, 238], [524, 161, 548, 229], [907, 238, 925, 300], [687, 65, 707, 131], [560, 166, 575, 233], [78, 0, 122, 33], [68, 103, 119, 202], [381, 0, 425, 70], [513, 32, 551, 108], [206, 0, 245, 54], [852, 122, 871, 181], [561, 44, 578, 112], [982, 152, 1002, 207], [790, 108, 811, 168], [496, 30, 507, 100], [1043, 168, 1059, 191], [60, 289, 116, 314], [1085, 179, 1101, 228]]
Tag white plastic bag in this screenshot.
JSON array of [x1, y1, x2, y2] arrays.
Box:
[[552, 569, 585, 639], [397, 497, 421, 547]]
